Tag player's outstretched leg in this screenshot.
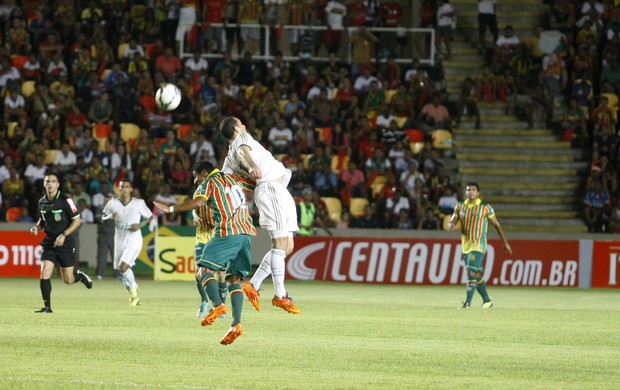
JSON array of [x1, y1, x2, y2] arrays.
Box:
[[270, 249, 300, 314], [199, 271, 227, 326], [221, 283, 244, 345]]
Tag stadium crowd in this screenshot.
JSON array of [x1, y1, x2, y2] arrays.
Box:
[[0, 0, 618, 234]]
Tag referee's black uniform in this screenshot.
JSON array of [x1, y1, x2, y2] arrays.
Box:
[[35, 191, 92, 313], [38, 191, 80, 267]]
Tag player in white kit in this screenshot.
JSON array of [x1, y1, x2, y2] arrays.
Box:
[[101, 179, 153, 306], [220, 116, 300, 314]]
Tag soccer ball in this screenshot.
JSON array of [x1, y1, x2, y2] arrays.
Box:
[[155, 83, 182, 111]]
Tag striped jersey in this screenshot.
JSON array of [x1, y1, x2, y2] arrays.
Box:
[[193, 184, 213, 244], [194, 169, 256, 238], [223, 131, 288, 184], [452, 198, 495, 254]]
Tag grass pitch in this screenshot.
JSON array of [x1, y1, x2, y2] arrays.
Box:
[[0, 278, 619, 389]]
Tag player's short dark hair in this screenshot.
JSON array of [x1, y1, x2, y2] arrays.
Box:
[[467, 182, 480, 191], [192, 160, 214, 174], [220, 116, 237, 139], [44, 171, 60, 181], [119, 178, 133, 187]]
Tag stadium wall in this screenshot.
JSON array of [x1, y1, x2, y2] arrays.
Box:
[[1, 223, 618, 289]]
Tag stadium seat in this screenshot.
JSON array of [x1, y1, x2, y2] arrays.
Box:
[[331, 154, 349, 175], [278, 99, 289, 113], [143, 43, 155, 58], [369, 174, 388, 187], [7, 122, 18, 138], [94, 123, 112, 151], [96, 137, 108, 151], [44, 149, 60, 165], [117, 43, 128, 59], [176, 124, 193, 140], [321, 197, 342, 223], [385, 89, 397, 103], [94, 123, 112, 139], [431, 129, 453, 150], [6, 207, 20, 222], [22, 80, 36, 98], [174, 194, 188, 204], [601, 92, 619, 120], [120, 123, 140, 143], [349, 197, 369, 218], [317, 127, 332, 142], [405, 128, 425, 154], [301, 154, 313, 169], [155, 138, 167, 150], [140, 95, 157, 114], [371, 183, 385, 198], [12, 55, 28, 70], [405, 129, 424, 143], [395, 116, 408, 128], [100, 68, 112, 81], [442, 215, 460, 231], [274, 154, 287, 161]]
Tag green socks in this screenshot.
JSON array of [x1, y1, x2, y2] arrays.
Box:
[[229, 283, 243, 326], [200, 272, 222, 307]]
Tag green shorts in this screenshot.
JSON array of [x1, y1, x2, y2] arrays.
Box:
[[194, 242, 207, 263], [197, 235, 252, 280], [464, 251, 485, 273]]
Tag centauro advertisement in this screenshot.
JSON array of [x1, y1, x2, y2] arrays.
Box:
[[288, 237, 582, 287]]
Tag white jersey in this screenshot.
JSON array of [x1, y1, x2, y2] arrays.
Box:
[[223, 131, 298, 233], [223, 131, 288, 184], [103, 197, 152, 267]]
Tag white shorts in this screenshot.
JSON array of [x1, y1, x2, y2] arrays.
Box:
[[113, 244, 141, 270], [255, 176, 298, 233]]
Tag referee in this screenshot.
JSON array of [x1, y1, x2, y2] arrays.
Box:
[[31, 172, 93, 313]]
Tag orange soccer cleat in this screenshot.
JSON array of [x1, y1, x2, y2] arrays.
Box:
[[271, 295, 301, 314], [242, 281, 261, 311], [201, 304, 228, 326], [220, 323, 243, 345]]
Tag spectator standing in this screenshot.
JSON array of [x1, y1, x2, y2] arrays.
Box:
[[477, 0, 498, 52], [323, 0, 347, 55], [436, 0, 455, 60]]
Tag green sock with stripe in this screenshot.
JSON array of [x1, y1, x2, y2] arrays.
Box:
[[196, 281, 208, 304], [476, 276, 491, 303], [200, 272, 222, 307], [465, 283, 476, 305], [228, 283, 243, 326]]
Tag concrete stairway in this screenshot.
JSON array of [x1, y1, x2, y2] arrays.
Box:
[[454, 127, 589, 233], [442, 0, 589, 233]]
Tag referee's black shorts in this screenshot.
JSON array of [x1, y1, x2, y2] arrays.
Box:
[[41, 244, 76, 268]]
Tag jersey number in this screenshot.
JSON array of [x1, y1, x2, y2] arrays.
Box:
[[225, 185, 245, 211]]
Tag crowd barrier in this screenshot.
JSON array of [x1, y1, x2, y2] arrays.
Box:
[[1, 224, 617, 289]]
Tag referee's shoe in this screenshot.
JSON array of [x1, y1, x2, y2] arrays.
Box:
[[77, 270, 93, 289]]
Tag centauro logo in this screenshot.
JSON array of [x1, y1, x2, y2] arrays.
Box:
[[287, 238, 579, 286], [288, 242, 323, 280]]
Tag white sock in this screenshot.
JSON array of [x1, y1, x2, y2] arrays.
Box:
[[122, 268, 138, 291], [270, 249, 287, 298], [251, 252, 272, 291], [119, 270, 131, 291]]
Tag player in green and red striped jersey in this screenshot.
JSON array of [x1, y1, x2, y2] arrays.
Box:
[[449, 182, 512, 309], [155, 160, 256, 345]]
